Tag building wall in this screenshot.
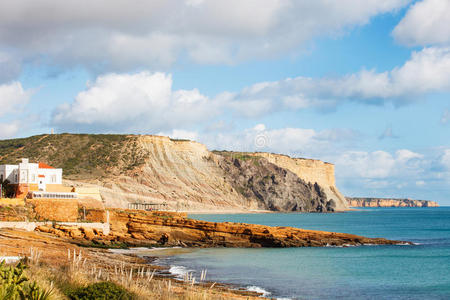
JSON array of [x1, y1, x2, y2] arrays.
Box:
[[39, 168, 63, 185], [18, 160, 39, 185], [0, 165, 19, 184], [0, 159, 63, 196]]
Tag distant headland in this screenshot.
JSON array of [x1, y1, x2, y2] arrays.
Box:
[[347, 197, 439, 208]]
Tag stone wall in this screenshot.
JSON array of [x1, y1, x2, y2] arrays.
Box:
[[27, 198, 79, 222]]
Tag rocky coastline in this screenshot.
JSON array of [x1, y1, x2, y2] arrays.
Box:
[[0, 228, 265, 299], [33, 210, 410, 248], [347, 197, 439, 207], [0, 205, 412, 299]]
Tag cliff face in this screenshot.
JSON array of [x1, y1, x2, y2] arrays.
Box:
[[99, 137, 347, 212], [0, 134, 348, 212], [347, 197, 439, 207], [248, 153, 348, 210], [97, 135, 253, 211], [214, 154, 336, 212]]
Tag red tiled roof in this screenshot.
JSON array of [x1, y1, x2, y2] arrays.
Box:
[[38, 174, 45, 178], [38, 162, 54, 169]]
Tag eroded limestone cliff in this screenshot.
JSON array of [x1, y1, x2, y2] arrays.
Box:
[[98, 136, 348, 212], [214, 153, 337, 212], [347, 197, 439, 207], [248, 152, 348, 211], [0, 134, 348, 212]]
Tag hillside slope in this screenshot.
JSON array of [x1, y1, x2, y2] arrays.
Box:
[[0, 134, 348, 212]]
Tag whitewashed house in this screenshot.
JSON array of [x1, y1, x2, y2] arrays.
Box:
[[0, 158, 72, 198]]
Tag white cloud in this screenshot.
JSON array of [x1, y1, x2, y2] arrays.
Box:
[[225, 47, 450, 115], [0, 81, 32, 117], [335, 149, 425, 179], [200, 124, 358, 159], [51, 45, 450, 133], [393, 0, 450, 47], [51, 71, 219, 132], [336, 151, 396, 178], [0, 121, 20, 139], [0, 0, 409, 77], [416, 180, 426, 186], [396, 149, 423, 162], [442, 149, 450, 170], [158, 129, 199, 141], [253, 124, 266, 132]]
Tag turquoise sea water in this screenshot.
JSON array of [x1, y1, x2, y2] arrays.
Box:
[[157, 208, 450, 299]]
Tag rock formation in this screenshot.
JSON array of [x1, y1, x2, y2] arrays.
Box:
[[98, 136, 348, 212], [347, 197, 439, 207], [246, 152, 348, 211], [214, 154, 337, 212], [35, 210, 409, 248], [0, 134, 349, 212]]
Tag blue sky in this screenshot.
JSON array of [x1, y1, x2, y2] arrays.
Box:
[[1, 0, 450, 204]]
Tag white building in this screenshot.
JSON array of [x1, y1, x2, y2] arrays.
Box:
[[0, 158, 62, 192]]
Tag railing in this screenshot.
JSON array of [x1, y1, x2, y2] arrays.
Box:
[[29, 192, 78, 199], [128, 202, 168, 211]]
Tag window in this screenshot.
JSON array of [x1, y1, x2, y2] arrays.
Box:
[[31, 174, 35, 182], [51, 175, 56, 183]]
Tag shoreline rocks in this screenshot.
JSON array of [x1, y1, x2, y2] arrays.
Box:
[[36, 210, 411, 248]]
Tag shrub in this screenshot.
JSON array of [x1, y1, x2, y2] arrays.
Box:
[[0, 261, 53, 300], [66, 281, 134, 300]]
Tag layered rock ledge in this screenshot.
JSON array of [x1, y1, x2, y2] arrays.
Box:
[[36, 210, 410, 248]]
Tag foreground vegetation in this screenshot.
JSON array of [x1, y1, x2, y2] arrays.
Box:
[[0, 248, 252, 300], [0, 261, 53, 300]]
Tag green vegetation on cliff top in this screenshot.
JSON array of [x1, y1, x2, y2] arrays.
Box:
[[0, 134, 149, 179]]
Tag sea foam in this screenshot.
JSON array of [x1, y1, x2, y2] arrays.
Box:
[[169, 265, 191, 278], [246, 285, 271, 297]]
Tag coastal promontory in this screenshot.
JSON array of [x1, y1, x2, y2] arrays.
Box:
[[347, 197, 439, 207], [0, 133, 349, 212]]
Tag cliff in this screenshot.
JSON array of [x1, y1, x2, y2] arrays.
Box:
[[246, 152, 347, 211], [347, 197, 439, 207], [214, 152, 338, 212], [0, 134, 348, 212]]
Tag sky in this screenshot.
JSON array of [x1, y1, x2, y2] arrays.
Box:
[[0, 0, 450, 204]]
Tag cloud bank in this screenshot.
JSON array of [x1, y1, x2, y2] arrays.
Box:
[[226, 47, 450, 115], [0, 81, 33, 138], [51, 43, 450, 133], [0, 0, 408, 80], [51, 72, 220, 133]]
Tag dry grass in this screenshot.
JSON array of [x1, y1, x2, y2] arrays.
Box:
[[20, 247, 257, 300]]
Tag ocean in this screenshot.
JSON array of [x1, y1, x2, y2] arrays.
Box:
[[153, 207, 450, 299]]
